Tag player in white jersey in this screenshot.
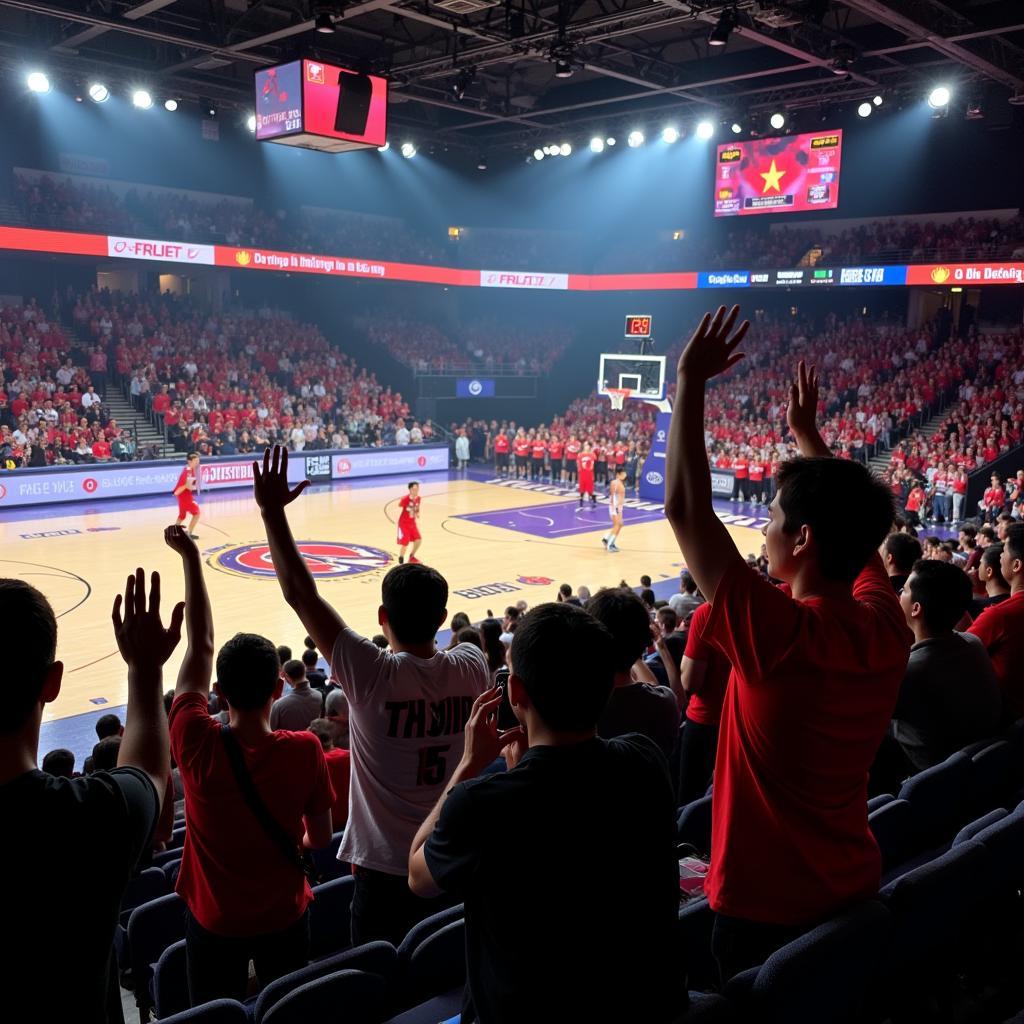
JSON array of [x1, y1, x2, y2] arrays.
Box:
[[602, 467, 627, 552]]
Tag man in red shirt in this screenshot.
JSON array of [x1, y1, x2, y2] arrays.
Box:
[[493, 430, 510, 478], [530, 436, 546, 482], [173, 452, 202, 539], [663, 307, 912, 982], [309, 719, 350, 829], [982, 474, 1006, 523], [969, 523, 1024, 720], [165, 526, 334, 1005], [577, 443, 597, 508], [91, 437, 112, 461], [548, 436, 564, 484], [731, 451, 749, 503], [396, 481, 422, 564]]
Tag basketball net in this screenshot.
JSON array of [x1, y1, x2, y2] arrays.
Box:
[[607, 388, 632, 412]]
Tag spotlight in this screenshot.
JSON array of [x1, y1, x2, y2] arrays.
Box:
[[554, 57, 574, 79], [88, 82, 109, 103], [606, 137, 616, 146], [132, 89, 153, 109], [627, 129, 644, 148], [378, 142, 390, 152], [589, 137, 605, 153], [206, 105, 217, 118], [26, 71, 50, 94], [873, 94, 883, 106], [661, 125, 680, 144], [533, 148, 545, 160], [708, 9, 735, 47], [164, 99, 178, 112], [696, 119, 714, 140], [928, 85, 951, 109], [730, 121, 742, 134], [477, 154, 488, 170], [314, 10, 335, 33], [559, 142, 572, 156], [400, 141, 417, 158], [246, 113, 257, 132], [452, 67, 476, 101], [769, 112, 785, 130], [857, 101, 872, 118]]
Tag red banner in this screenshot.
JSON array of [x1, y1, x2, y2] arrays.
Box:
[[905, 262, 1024, 286], [0, 225, 108, 258]]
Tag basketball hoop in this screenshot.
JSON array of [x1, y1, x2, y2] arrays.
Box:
[[607, 387, 632, 412]]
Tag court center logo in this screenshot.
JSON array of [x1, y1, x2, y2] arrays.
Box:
[[207, 540, 391, 580]]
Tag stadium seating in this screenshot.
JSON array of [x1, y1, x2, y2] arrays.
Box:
[[126, 892, 187, 1020], [307, 876, 356, 960], [260, 969, 390, 1024], [156, 1000, 248, 1024]]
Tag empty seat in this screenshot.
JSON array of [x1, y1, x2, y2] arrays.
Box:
[[678, 897, 717, 993], [400, 919, 466, 1010], [396, 904, 464, 962], [121, 867, 169, 917], [311, 831, 349, 883], [952, 808, 1009, 847], [971, 741, 1013, 815], [261, 970, 388, 1024], [126, 892, 187, 1022], [153, 939, 188, 1020], [677, 795, 712, 856], [868, 799, 918, 875], [867, 793, 895, 813], [156, 999, 248, 1024], [897, 751, 971, 845], [308, 875, 355, 959]]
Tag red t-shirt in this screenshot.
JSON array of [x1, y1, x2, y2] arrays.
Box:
[[513, 439, 530, 457], [324, 747, 351, 828], [531, 441, 546, 459], [748, 463, 765, 482], [494, 434, 510, 454], [169, 692, 334, 936], [733, 458, 749, 479], [703, 556, 912, 925], [548, 441, 564, 459], [683, 602, 729, 726], [968, 591, 1024, 719], [578, 453, 596, 476], [398, 494, 420, 523], [174, 468, 195, 498], [565, 443, 580, 462], [984, 487, 1005, 509]]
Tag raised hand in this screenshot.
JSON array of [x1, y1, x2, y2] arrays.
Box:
[[677, 305, 749, 384], [112, 568, 185, 672], [253, 444, 310, 514], [787, 360, 821, 440], [164, 524, 197, 557]]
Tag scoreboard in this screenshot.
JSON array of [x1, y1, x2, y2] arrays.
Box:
[[624, 314, 653, 338]]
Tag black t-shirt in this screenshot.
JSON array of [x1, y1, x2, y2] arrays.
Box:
[[971, 592, 1009, 618], [0, 767, 159, 1023], [424, 735, 684, 1024], [598, 683, 681, 758]]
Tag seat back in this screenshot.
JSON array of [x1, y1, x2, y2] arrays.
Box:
[[1004, 717, 1024, 785], [126, 892, 187, 1013], [261, 970, 388, 1024], [311, 831, 348, 883], [404, 919, 467, 1006], [868, 799, 918, 874], [676, 795, 713, 856], [121, 867, 169, 917], [308, 875, 355, 959], [396, 904, 465, 961], [157, 999, 248, 1024], [154, 939, 189, 1020], [970, 741, 1013, 814], [973, 802, 1024, 890], [254, 941, 397, 1023], [897, 751, 971, 845], [952, 807, 1009, 847]]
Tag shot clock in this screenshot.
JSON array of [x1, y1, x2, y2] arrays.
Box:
[[624, 315, 653, 339]]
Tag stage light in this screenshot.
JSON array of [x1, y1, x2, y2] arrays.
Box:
[[559, 142, 572, 156], [627, 129, 644, 148], [857, 101, 872, 118], [928, 85, 951, 109], [606, 136, 616, 146], [708, 9, 734, 47], [164, 99, 178, 111], [661, 125, 679, 144], [206, 105, 217, 118], [314, 10, 335, 33], [27, 71, 50, 94], [377, 142, 389, 152], [400, 141, 417, 158], [730, 121, 743, 134], [554, 57, 573, 78], [132, 89, 153, 109], [873, 94, 883, 106], [88, 82, 109, 103], [533, 148, 545, 160], [477, 153, 488, 170], [246, 113, 257, 132], [696, 119, 714, 140], [769, 112, 785, 130], [589, 137, 605, 153]]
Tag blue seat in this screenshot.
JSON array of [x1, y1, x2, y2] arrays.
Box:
[[897, 750, 971, 845], [162, 856, 183, 889], [952, 807, 1009, 847], [122, 867, 169, 917], [867, 793, 894, 813], [126, 892, 187, 1022], [308, 875, 355, 959], [384, 991, 464, 1024], [156, 999, 248, 1024], [1003, 718, 1024, 784], [971, 741, 1013, 815], [168, 825, 187, 850], [396, 904, 465, 961], [261, 970, 388, 1024], [254, 941, 397, 1023], [725, 901, 891, 1024], [152, 847, 183, 869], [868, 798, 918, 875], [311, 831, 349, 883], [678, 897, 717, 993], [153, 939, 188, 1020], [973, 802, 1024, 892], [676, 795, 713, 856]]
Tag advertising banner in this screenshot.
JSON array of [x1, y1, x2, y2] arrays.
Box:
[[905, 262, 1024, 286], [107, 236, 215, 265], [456, 378, 496, 398], [479, 270, 569, 289]]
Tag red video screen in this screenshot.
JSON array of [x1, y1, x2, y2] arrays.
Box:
[[713, 130, 843, 217]]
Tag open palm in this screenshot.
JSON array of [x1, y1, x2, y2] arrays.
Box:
[[253, 445, 310, 513], [677, 305, 749, 383]]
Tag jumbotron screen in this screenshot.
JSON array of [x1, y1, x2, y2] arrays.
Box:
[[713, 130, 843, 217]]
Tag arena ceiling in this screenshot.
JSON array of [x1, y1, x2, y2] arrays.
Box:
[[1, 0, 1023, 151]]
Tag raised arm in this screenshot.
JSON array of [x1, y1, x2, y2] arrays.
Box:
[[254, 445, 344, 656], [112, 569, 184, 799], [164, 526, 214, 697], [787, 361, 830, 459], [664, 306, 749, 603]]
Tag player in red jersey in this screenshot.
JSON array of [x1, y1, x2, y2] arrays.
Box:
[[530, 435, 547, 482], [578, 443, 597, 508], [396, 481, 422, 563], [173, 451, 202, 538]]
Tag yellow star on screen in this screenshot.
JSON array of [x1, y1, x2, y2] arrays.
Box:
[[760, 159, 785, 193]]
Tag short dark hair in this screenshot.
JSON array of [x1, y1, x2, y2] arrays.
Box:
[[979, 525, 997, 543], [776, 457, 895, 584], [91, 736, 121, 772], [456, 626, 482, 649], [681, 572, 697, 595], [657, 606, 679, 632], [1006, 524, 1024, 565], [283, 659, 305, 682], [408, 480, 419, 490], [981, 543, 1007, 583], [217, 633, 281, 711], [302, 648, 319, 668], [276, 645, 291, 665], [308, 719, 334, 750], [558, 583, 572, 598], [371, 634, 388, 649], [186, 451, 199, 461], [884, 532, 923, 574], [381, 563, 447, 645], [510, 603, 615, 732], [0, 579, 57, 733], [450, 612, 471, 632], [907, 559, 972, 633], [586, 588, 652, 674], [959, 524, 978, 542], [504, 606, 520, 623], [42, 748, 75, 778], [95, 713, 122, 740], [304, 635, 317, 650], [163, 690, 175, 716], [640, 575, 652, 588]]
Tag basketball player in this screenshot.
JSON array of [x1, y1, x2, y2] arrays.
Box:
[[578, 443, 597, 508], [173, 451, 201, 538], [396, 481, 422, 564], [603, 467, 627, 551]]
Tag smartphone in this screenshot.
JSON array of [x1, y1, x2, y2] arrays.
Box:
[[494, 668, 519, 731]]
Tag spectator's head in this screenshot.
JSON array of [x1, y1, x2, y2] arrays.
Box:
[[502, 606, 520, 632], [680, 571, 697, 595], [456, 627, 482, 649], [557, 583, 572, 602], [41, 748, 75, 778], [308, 719, 335, 752], [980, 543, 1010, 593], [478, 618, 507, 673], [304, 635, 317, 651], [276, 645, 291, 665], [883, 532, 923, 576], [450, 612, 471, 633], [900, 559, 973, 638], [639, 588, 656, 610], [958, 524, 978, 550], [1001, 524, 1024, 591], [95, 713, 123, 740], [640, 575, 652, 589], [508, 603, 616, 734], [657, 606, 679, 634], [586, 588, 652, 679], [217, 633, 281, 712], [769, 457, 894, 585], [997, 515, 1014, 541], [371, 634, 389, 649], [186, 451, 199, 468], [283, 659, 305, 685], [379, 563, 447, 647], [325, 688, 349, 725], [90, 736, 121, 772], [301, 649, 319, 670], [979, 525, 996, 547], [0, 579, 61, 736], [577, 585, 592, 602]]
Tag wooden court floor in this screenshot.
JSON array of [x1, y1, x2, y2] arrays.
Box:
[[1, 469, 765, 723]]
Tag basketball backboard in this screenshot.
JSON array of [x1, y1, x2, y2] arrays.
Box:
[[598, 353, 666, 402]]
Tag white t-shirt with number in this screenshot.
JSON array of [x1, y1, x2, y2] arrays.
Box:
[[331, 628, 490, 874]]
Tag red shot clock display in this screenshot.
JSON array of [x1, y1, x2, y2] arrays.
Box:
[[624, 315, 653, 339]]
